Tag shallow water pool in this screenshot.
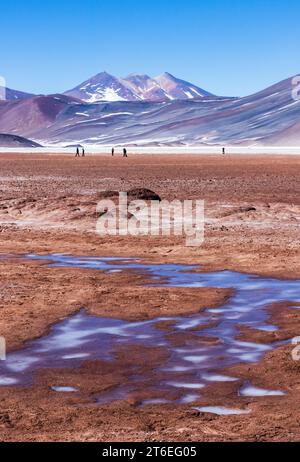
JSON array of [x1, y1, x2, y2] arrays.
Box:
[[0, 254, 299, 412]]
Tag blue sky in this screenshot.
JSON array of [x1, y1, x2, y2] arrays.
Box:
[[1, 0, 299, 96]]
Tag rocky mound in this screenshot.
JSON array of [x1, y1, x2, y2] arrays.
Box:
[[97, 189, 161, 201], [127, 188, 161, 201]]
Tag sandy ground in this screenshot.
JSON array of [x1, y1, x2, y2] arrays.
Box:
[[0, 153, 299, 441]]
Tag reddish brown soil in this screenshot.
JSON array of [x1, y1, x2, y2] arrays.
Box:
[[0, 153, 299, 441]]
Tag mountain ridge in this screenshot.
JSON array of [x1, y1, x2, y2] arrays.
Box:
[[0, 73, 300, 146], [64, 71, 215, 102]]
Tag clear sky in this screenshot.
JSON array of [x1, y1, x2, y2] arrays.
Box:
[[1, 0, 299, 96]]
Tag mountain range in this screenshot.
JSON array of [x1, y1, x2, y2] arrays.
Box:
[[64, 72, 213, 102], [0, 71, 300, 146]]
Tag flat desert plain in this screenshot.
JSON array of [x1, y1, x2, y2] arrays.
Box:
[[0, 152, 299, 442]]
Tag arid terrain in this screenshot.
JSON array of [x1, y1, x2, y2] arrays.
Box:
[[0, 152, 299, 442]]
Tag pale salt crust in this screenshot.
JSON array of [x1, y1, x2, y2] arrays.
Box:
[[1, 146, 300, 155]]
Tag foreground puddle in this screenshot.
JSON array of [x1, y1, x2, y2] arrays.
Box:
[[194, 406, 251, 416], [51, 386, 78, 393], [1, 254, 299, 411], [239, 383, 286, 397]]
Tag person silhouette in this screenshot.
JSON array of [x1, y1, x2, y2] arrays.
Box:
[[82, 148, 85, 157], [112, 147, 115, 156], [75, 147, 80, 157], [123, 148, 128, 158]]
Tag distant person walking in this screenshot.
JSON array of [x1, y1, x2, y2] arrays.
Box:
[[222, 147, 226, 155], [112, 147, 115, 156], [123, 148, 128, 158], [75, 147, 80, 157], [82, 148, 85, 157]]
